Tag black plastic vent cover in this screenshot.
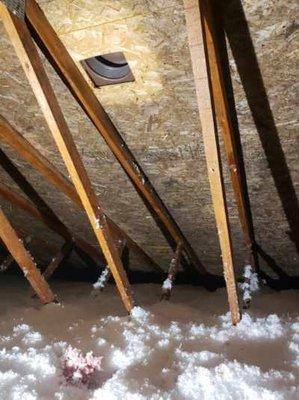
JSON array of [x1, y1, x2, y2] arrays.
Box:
[[81, 52, 134, 87]]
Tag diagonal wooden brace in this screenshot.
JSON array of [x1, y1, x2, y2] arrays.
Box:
[[0, 156, 106, 267], [24, 0, 207, 276], [31, 240, 74, 298], [93, 238, 128, 292], [0, 208, 55, 303], [0, 235, 31, 272], [42, 240, 74, 281], [0, 4, 134, 312], [200, 0, 258, 272], [0, 115, 162, 273], [184, 0, 240, 324], [161, 242, 183, 300]]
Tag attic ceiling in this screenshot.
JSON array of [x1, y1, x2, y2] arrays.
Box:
[[0, 0, 297, 276]]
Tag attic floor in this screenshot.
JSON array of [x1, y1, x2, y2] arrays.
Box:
[[0, 276, 298, 399]]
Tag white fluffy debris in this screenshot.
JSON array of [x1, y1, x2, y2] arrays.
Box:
[[95, 219, 100, 229], [0, 282, 298, 400], [62, 345, 102, 386], [190, 312, 285, 342], [240, 264, 259, 305], [93, 268, 110, 290], [177, 360, 296, 400], [130, 306, 150, 324], [289, 321, 299, 367], [162, 278, 172, 290]]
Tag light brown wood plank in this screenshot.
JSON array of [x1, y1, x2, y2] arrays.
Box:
[[0, 4, 134, 312], [161, 242, 183, 300], [93, 238, 128, 292], [25, 0, 206, 276], [184, 0, 240, 324], [42, 240, 74, 281], [0, 178, 106, 266], [0, 148, 71, 240], [0, 115, 162, 273], [201, 0, 257, 270], [0, 235, 31, 272], [0, 208, 55, 303]]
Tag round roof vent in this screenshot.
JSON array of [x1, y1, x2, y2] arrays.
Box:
[[81, 52, 134, 87]]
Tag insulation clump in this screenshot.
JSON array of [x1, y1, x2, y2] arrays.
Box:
[[240, 264, 259, 306], [93, 268, 110, 290], [61, 345, 102, 386]]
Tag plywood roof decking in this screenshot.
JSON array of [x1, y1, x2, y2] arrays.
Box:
[[0, 0, 297, 275]]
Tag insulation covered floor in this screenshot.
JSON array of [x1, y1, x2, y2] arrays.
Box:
[[0, 277, 298, 399]]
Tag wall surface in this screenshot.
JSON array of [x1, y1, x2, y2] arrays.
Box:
[[0, 0, 298, 276]]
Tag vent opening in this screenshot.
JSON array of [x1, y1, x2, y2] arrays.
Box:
[[81, 52, 134, 87]]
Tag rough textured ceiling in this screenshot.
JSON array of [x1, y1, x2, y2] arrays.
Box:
[[0, 0, 298, 276]]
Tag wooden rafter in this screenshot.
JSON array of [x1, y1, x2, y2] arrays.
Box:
[[25, 0, 207, 276], [42, 240, 74, 281], [1, 235, 31, 272], [0, 115, 162, 273], [184, 0, 240, 324], [0, 149, 75, 280], [0, 5, 134, 312], [32, 240, 74, 297], [201, 0, 257, 271], [31, 240, 74, 297], [0, 154, 106, 266], [0, 207, 55, 303], [93, 238, 128, 292], [0, 149, 71, 240], [161, 242, 183, 300], [0, 225, 56, 256]]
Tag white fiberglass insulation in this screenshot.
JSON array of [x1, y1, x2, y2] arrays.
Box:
[[0, 277, 298, 400]]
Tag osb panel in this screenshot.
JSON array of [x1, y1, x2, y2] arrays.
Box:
[[0, 0, 298, 276]]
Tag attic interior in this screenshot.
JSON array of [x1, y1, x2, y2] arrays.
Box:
[[0, 0, 298, 399]]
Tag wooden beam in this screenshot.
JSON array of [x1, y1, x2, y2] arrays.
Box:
[[0, 156, 106, 266], [1, 235, 31, 272], [0, 148, 71, 240], [93, 238, 127, 292], [42, 240, 74, 281], [201, 0, 257, 270], [0, 116, 80, 205], [25, 0, 207, 276], [0, 207, 55, 303], [0, 4, 134, 312], [0, 225, 56, 256], [31, 240, 74, 297], [161, 242, 183, 300], [0, 115, 162, 273], [0, 159, 128, 295], [0, 181, 43, 221], [184, 0, 240, 324]]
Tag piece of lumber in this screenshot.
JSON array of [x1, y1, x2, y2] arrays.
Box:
[[184, 0, 240, 324], [0, 235, 31, 272], [25, 0, 207, 276], [42, 240, 74, 281], [0, 115, 162, 273], [0, 148, 71, 240], [31, 240, 73, 297], [0, 208, 55, 303], [93, 238, 127, 292], [0, 226, 55, 256], [0, 172, 106, 267], [161, 242, 183, 300], [201, 0, 257, 270], [0, 5, 134, 312]]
